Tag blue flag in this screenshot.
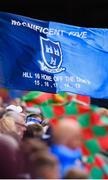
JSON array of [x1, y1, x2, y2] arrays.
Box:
[[0, 12, 108, 98]]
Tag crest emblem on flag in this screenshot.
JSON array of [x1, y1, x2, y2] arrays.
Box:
[[39, 36, 65, 73]]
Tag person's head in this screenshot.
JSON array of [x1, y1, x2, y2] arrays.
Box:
[[63, 168, 88, 179], [53, 118, 82, 149], [26, 112, 44, 122], [23, 123, 43, 140], [21, 138, 48, 156], [21, 138, 48, 176], [9, 98, 21, 106], [0, 110, 26, 139], [0, 111, 17, 135], [65, 118, 82, 149], [29, 152, 60, 179], [0, 134, 19, 178], [26, 112, 48, 127]]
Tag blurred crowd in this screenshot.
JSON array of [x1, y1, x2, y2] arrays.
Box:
[[0, 95, 90, 179]]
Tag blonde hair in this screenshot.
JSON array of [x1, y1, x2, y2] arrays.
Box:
[[0, 114, 17, 134]]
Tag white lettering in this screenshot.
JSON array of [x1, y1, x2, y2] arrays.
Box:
[[43, 28, 48, 34], [11, 19, 17, 25], [50, 57, 56, 66], [41, 74, 52, 81], [46, 45, 53, 54], [69, 31, 87, 39], [54, 48, 60, 56], [65, 76, 75, 82], [11, 19, 88, 38], [22, 22, 26, 26], [22, 72, 33, 78], [35, 73, 40, 79], [53, 76, 63, 82], [48, 29, 55, 35], [11, 20, 21, 26], [82, 32, 87, 39]]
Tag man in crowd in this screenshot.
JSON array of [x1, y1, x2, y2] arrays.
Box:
[[50, 118, 85, 177]]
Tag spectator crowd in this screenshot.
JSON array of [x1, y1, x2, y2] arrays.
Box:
[[0, 95, 90, 179]]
